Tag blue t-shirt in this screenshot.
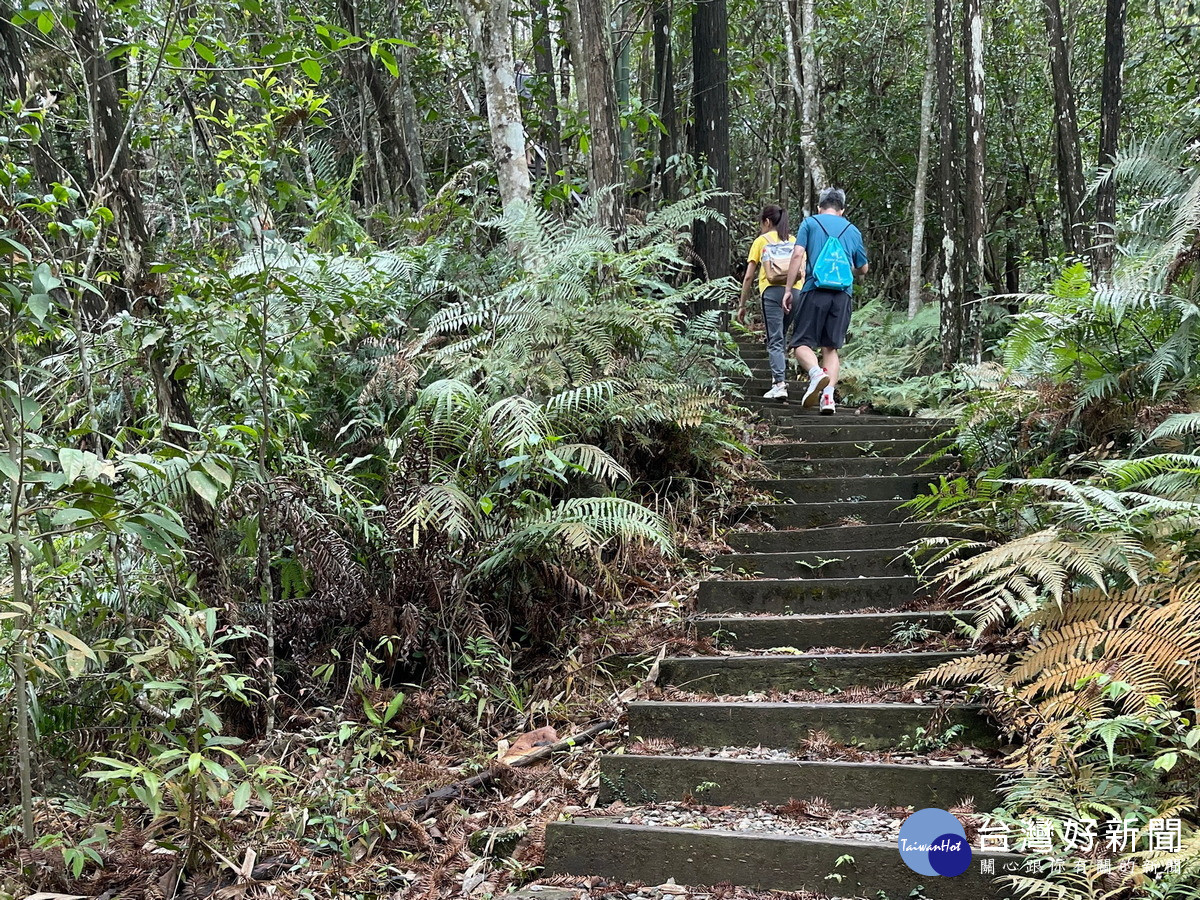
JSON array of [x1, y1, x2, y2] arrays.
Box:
[[795, 213, 868, 294]]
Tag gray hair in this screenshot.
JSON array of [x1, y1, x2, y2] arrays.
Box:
[[817, 187, 846, 210]]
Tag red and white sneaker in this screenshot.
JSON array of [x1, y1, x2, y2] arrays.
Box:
[[819, 392, 836, 415]]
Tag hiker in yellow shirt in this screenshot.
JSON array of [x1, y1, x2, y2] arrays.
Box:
[[737, 204, 800, 400]]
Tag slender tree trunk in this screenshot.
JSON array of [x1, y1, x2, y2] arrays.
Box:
[[393, 45, 428, 207], [1043, 0, 1086, 256], [961, 0, 986, 364], [909, 14, 936, 319], [615, 11, 632, 163], [785, 0, 828, 192], [691, 0, 732, 283], [531, 0, 563, 184], [935, 0, 962, 367], [1095, 0, 1127, 280], [460, 0, 532, 209], [651, 0, 677, 202], [576, 0, 626, 234], [563, 0, 588, 130]]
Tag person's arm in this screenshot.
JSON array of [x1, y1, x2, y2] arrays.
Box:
[[737, 261, 758, 325], [783, 246, 806, 313], [853, 234, 869, 276]]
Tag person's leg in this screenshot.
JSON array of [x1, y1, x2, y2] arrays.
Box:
[[823, 348, 841, 388], [793, 343, 819, 373], [760, 287, 787, 386]]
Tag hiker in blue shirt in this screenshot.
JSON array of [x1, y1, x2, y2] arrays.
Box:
[[783, 188, 869, 416]]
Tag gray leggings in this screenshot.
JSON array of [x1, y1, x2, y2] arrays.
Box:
[[760, 286, 794, 384]]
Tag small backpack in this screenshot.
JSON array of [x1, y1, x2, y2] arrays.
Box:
[[811, 219, 854, 291], [760, 235, 796, 286]]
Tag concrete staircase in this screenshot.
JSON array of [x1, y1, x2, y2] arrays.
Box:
[[543, 343, 1015, 898]]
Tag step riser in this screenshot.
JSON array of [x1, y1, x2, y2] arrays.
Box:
[[715, 550, 914, 579], [768, 457, 944, 478], [698, 576, 920, 614], [598, 755, 1004, 810], [658, 652, 969, 694], [545, 821, 1013, 897], [629, 701, 996, 751], [727, 524, 960, 553], [756, 476, 937, 502], [759, 439, 947, 459], [756, 500, 914, 528], [697, 612, 969, 651], [770, 423, 948, 441]]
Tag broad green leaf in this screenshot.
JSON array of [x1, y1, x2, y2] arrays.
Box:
[[301, 58, 323, 83], [187, 469, 220, 506], [232, 781, 252, 812]]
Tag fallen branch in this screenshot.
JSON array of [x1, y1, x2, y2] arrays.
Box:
[[401, 718, 617, 819]]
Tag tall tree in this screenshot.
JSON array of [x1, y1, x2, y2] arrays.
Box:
[[783, 0, 828, 193], [576, 0, 625, 233], [935, 0, 962, 365], [651, 0, 677, 202], [1043, 0, 1086, 256], [531, 0, 562, 184], [459, 0, 532, 209], [909, 13, 936, 319], [691, 0, 732, 281], [1095, 0, 1128, 279], [961, 0, 986, 364]]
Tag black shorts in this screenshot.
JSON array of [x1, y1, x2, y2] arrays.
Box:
[[789, 289, 852, 350]]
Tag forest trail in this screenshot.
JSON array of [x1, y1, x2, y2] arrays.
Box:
[[542, 341, 1018, 898]]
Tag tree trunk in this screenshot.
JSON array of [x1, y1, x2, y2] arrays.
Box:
[[935, 0, 962, 367], [651, 0, 677, 202], [786, 0, 828, 192], [531, 0, 563, 184], [1043, 0, 1086, 256], [909, 14, 936, 319], [961, 0, 986, 364], [460, 0, 532, 209], [690, 0, 732, 284], [1095, 0, 1127, 280], [576, 0, 626, 234], [393, 45, 428, 207]]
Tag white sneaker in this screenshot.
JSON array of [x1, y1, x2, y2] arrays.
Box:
[[800, 369, 831, 407], [819, 392, 836, 415], [763, 383, 789, 400]]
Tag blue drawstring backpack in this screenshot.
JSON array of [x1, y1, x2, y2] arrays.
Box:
[[811, 219, 854, 291]]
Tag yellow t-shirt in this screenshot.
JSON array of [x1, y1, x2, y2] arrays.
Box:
[[748, 230, 799, 294]]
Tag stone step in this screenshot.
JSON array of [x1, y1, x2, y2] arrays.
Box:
[[726, 523, 963, 553], [598, 754, 1005, 810], [544, 819, 1015, 898], [768, 456, 945, 478], [629, 700, 996, 751], [767, 421, 950, 441], [699, 575, 920, 614], [754, 500, 914, 528], [696, 611, 970, 651], [658, 651, 969, 694], [714, 548, 914, 579], [755, 475, 938, 503], [759, 438, 948, 459]]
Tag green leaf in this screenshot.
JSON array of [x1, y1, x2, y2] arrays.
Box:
[[300, 57, 323, 83], [194, 41, 217, 64], [28, 293, 51, 324], [0, 454, 19, 483], [51, 507, 96, 527], [232, 781, 252, 812], [187, 469, 220, 506]]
